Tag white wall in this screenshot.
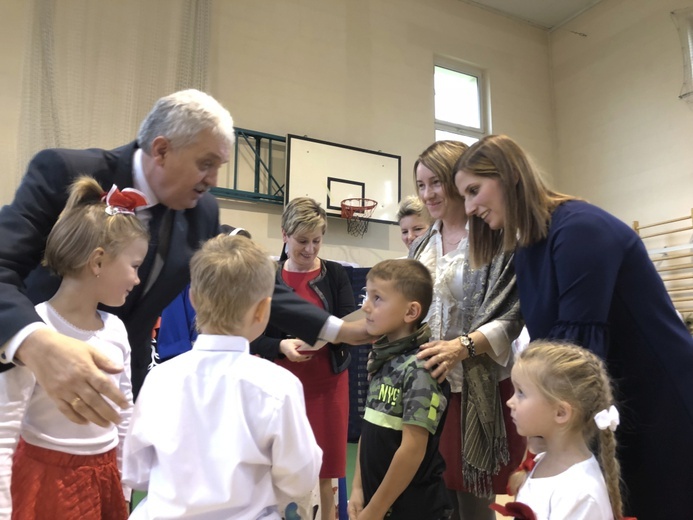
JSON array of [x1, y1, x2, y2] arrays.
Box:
[[208, 0, 554, 264], [0, 0, 28, 198], [0, 0, 555, 266], [551, 0, 693, 240]]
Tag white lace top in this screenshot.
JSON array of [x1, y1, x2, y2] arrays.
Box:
[[417, 220, 513, 392]]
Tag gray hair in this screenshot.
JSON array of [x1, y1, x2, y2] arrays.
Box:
[[137, 89, 235, 153]]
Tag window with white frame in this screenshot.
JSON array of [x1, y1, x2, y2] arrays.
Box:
[[434, 59, 488, 145]]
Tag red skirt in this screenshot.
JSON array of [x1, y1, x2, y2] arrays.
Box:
[[11, 438, 128, 520], [277, 346, 349, 478], [439, 378, 526, 494]]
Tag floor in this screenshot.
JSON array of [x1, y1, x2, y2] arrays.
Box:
[[131, 443, 511, 519]]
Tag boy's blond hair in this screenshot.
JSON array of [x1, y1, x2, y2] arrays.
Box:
[[190, 235, 275, 335], [367, 259, 433, 326]]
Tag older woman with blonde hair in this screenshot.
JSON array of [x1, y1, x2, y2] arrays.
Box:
[[253, 197, 355, 520], [397, 195, 433, 250]]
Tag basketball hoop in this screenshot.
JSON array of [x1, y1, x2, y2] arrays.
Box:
[[341, 198, 378, 237]]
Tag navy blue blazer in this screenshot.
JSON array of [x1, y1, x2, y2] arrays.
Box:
[[0, 141, 330, 394]]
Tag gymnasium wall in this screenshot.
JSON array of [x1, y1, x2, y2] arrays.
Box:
[[210, 0, 554, 265], [550, 0, 693, 233], [0, 0, 553, 266]]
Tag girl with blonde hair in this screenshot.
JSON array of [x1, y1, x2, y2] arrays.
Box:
[[504, 341, 624, 520], [0, 177, 149, 519]]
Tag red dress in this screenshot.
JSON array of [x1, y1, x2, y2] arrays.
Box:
[[275, 269, 349, 479]]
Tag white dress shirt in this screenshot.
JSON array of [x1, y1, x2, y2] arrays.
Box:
[[123, 334, 322, 520]]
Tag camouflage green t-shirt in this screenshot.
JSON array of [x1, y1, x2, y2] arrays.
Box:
[[359, 350, 451, 519], [364, 352, 448, 434]]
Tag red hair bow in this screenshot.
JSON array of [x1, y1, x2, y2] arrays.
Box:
[[102, 185, 149, 215]]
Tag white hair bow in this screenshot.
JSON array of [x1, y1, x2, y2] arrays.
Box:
[[594, 405, 620, 432]]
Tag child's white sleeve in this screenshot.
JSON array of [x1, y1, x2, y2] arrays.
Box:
[[121, 384, 155, 492], [270, 378, 322, 502], [0, 366, 35, 518], [116, 338, 134, 501]]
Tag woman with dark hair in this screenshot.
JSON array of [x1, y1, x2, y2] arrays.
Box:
[[455, 133, 693, 519], [255, 197, 354, 520]]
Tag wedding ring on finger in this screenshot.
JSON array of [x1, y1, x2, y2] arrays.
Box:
[[70, 396, 82, 408]]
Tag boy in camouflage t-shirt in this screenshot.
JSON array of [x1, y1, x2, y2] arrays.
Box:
[[348, 259, 452, 520]]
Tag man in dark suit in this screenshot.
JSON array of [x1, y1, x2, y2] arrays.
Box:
[[0, 89, 368, 427]]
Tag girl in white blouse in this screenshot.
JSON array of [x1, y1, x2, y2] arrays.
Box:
[[506, 341, 624, 520], [0, 177, 149, 520]]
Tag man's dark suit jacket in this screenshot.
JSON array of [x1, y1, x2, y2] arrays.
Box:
[[0, 141, 329, 394]]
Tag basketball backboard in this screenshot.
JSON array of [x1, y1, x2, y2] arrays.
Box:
[[286, 135, 401, 224]]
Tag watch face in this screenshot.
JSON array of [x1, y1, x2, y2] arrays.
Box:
[[460, 335, 471, 347]]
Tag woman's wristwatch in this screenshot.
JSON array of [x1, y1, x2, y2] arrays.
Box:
[[459, 334, 477, 358]]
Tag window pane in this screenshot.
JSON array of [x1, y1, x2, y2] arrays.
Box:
[[434, 66, 481, 129], [435, 129, 478, 146]]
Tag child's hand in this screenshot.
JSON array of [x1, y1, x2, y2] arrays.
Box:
[[279, 339, 312, 362], [348, 487, 365, 519], [352, 505, 384, 520]]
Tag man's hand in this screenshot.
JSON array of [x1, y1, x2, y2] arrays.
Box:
[[279, 339, 313, 362], [16, 328, 129, 427], [335, 319, 376, 345]]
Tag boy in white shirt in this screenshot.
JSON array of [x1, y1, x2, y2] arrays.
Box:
[[123, 235, 322, 519]]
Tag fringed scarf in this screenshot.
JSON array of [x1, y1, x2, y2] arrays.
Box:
[[411, 227, 522, 497]]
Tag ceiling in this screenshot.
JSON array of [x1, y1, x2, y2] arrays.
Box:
[[458, 0, 606, 30]]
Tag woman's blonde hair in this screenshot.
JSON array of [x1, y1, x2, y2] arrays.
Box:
[[515, 341, 623, 519], [43, 177, 148, 276], [396, 195, 432, 224], [281, 197, 327, 237], [455, 135, 573, 267], [190, 235, 275, 335], [413, 140, 468, 206]]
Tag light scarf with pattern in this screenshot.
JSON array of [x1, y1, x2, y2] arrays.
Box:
[[411, 228, 522, 496]]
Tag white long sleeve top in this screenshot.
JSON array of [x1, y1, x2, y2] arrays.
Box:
[[123, 333, 322, 520], [0, 303, 133, 518], [416, 221, 515, 392]]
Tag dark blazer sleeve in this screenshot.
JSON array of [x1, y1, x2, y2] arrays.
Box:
[[252, 268, 330, 359], [268, 282, 330, 345], [0, 148, 85, 347], [252, 261, 351, 358], [249, 334, 283, 360]]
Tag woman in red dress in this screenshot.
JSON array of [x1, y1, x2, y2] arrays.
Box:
[[252, 197, 355, 520]]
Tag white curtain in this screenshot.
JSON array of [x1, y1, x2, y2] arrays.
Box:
[[17, 0, 210, 183]]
